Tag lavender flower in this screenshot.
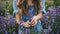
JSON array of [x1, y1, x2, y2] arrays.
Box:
[[18, 30, 22, 34], [48, 25, 52, 32], [26, 28, 30, 34], [43, 29, 48, 34], [5, 11, 9, 17], [57, 31, 60, 34]]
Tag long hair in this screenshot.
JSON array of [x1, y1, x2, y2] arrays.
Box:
[[16, 0, 27, 15], [33, 0, 42, 14], [16, 0, 42, 16]]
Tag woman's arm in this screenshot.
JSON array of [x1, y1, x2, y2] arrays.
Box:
[[15, 0, 23, 24], [30, 13, 43, 26], [36, 12, 43, 19], [15, 7, 23, 24], [30, 0, 46, 26], [16, 0, 21, 6], [15, 13, 20, 24]]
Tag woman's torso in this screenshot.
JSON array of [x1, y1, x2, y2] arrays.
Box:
[[21, 0, 35, 22], [21, 6, 36, 22]]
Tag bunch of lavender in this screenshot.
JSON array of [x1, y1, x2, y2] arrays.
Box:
[[0, 15, 17, 34], [0, 16, 8, 34], [42, 6, 60, 34]]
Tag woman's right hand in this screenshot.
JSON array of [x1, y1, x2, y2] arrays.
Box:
[[22, 21, 31, 27]]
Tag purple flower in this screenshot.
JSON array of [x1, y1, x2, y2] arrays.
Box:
[[41, 13, 49, 22], [13, 31, 16, 34], [26, 28, 30, 34], [51, 18, 55, 24], [4, 29, 8, 34], [51, 32, 54, 34], [57, 31, 60, 34], [18, 30, 22, 34], [48, 7, 56, 12], [56, 6, 60, 16], [9, 17, 15, 24], [48, 25, 52, 32], [43, 29, 48, 34], [5, 11, 9, 17]]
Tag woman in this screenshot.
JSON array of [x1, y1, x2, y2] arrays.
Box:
[[13, 0, 46, 34]]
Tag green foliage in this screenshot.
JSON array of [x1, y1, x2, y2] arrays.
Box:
[[45, 0, 60, 11], [4, 1, 13, 15], [53, 0, 60, 7], [0, 8, 5, 16], [0, 1, 13, 16]]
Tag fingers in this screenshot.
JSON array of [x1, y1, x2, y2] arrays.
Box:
[[26, 20, 31, 25], [31, 21, 35, 26], [31, 19, 37, 26], [32, 22, 37, 26], [30, 17, 35, 26], [22, 22, 31, 27], [31, 17, 35, 24]]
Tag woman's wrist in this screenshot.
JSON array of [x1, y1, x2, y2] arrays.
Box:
[[37, 13, 42, 19], [35, 15, 41, 20], [16, 20, 23, 26]]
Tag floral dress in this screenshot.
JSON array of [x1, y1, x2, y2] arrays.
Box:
[[13, 0, 46, 34]]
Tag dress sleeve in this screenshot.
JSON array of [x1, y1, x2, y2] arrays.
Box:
[[38, 0, 46, 14], [13, 0, 18, 15]]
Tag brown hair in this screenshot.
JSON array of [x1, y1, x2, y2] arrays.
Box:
[[33, 0, 42, 14], [16, 0, 42, 16]]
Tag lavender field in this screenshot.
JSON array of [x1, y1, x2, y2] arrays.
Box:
[[0, 6, 60, 34], [0, 0, 60, 34]]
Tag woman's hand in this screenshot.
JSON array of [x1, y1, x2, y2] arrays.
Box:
[[22, 21, 31, 27], [30, 13, 43, 26], [30, 16, 39, 26]]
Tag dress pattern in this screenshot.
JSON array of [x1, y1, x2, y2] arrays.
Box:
[[13, 0, 46, 34]]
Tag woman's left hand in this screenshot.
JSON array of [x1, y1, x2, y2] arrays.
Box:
[[30, 16, 39, 26], [22, 21, 31, 27]]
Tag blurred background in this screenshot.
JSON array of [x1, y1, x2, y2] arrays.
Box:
[[0, 0, 60, 34]]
